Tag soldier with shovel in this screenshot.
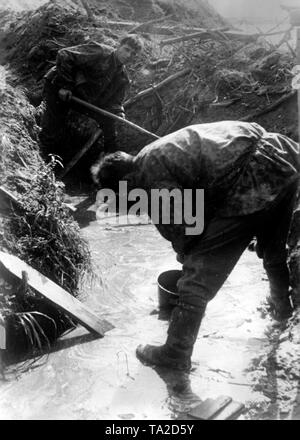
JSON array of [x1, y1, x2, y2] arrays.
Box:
[[39, 34, 143, 159]]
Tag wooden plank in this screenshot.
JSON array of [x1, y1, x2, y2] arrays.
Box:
[[0, 251, 114, 336], [62, 202, 77, 213], [160, 29, 257, 46], [187, 395, 232, 420], [94, 20, 185, 36], [213, 400, 245, 420]]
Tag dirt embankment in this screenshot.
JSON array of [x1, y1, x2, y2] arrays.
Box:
[[0, 2, 92, 360]]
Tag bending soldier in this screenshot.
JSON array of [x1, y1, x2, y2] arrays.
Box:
[[92, 120, 300, 371]]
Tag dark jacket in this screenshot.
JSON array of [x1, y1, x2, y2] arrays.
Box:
[[129, 121, 300, 254], [44, 41, 130, 117]]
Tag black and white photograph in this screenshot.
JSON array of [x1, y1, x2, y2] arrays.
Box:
[[0, 0, 299, 424]]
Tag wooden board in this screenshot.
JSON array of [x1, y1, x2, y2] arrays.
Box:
[[213, 400, 245, 420], [0, 185, 22, 211], [188, 396, 232, 420], [0, 251, 114, 336]]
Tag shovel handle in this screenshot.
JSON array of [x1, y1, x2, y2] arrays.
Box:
[[71, 96, 160, 141]]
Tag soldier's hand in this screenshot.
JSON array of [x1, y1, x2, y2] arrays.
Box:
[[58, 88, 72, 102]]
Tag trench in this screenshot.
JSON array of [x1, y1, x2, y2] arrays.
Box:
[[1, 203, 299, 420]]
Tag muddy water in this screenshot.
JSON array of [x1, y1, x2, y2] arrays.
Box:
[[0, 210, 298, 420]]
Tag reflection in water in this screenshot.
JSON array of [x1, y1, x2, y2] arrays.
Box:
[[1, 203, 299, 420], [153, 367, 202, 418]]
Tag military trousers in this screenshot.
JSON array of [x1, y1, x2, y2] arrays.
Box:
[[177, 180, 298, 309]]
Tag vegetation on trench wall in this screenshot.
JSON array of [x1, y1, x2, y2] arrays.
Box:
[[0, 81, 92, 355], [1, 154, 92, 293]]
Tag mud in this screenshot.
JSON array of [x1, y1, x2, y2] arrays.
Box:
[[0, 207, 299, 420]]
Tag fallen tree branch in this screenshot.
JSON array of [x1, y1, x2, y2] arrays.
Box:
[[124, 68, 191, 108], [97, 19, 139, 29], [160, 28, 257, 46], [128, 14, 175, 34], [180, 26, 229, 35], [160, 28, 226, 46], [263, 28, 292, 36], [95, 20, 229, 37], [241, 90, 296, 121], [95, 20, 176, 35]]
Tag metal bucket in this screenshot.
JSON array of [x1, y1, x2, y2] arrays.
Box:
[[157, 269, 181, 310]]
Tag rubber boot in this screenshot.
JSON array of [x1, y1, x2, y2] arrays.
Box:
[[265, 265, 293, 320], [136, 304, 205, 371]]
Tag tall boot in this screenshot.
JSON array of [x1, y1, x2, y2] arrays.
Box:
[[136, 303, 205, 371], [265, 265, 293, 320]]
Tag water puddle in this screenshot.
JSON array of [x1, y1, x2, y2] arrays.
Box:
[[0, 212, 298, 420]]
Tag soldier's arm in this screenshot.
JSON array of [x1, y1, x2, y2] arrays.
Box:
[[148, 180, 203, 256]]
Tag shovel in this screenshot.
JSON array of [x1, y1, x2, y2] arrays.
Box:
[[60, 96, 160, 177], [71, 96, 160, 140]]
